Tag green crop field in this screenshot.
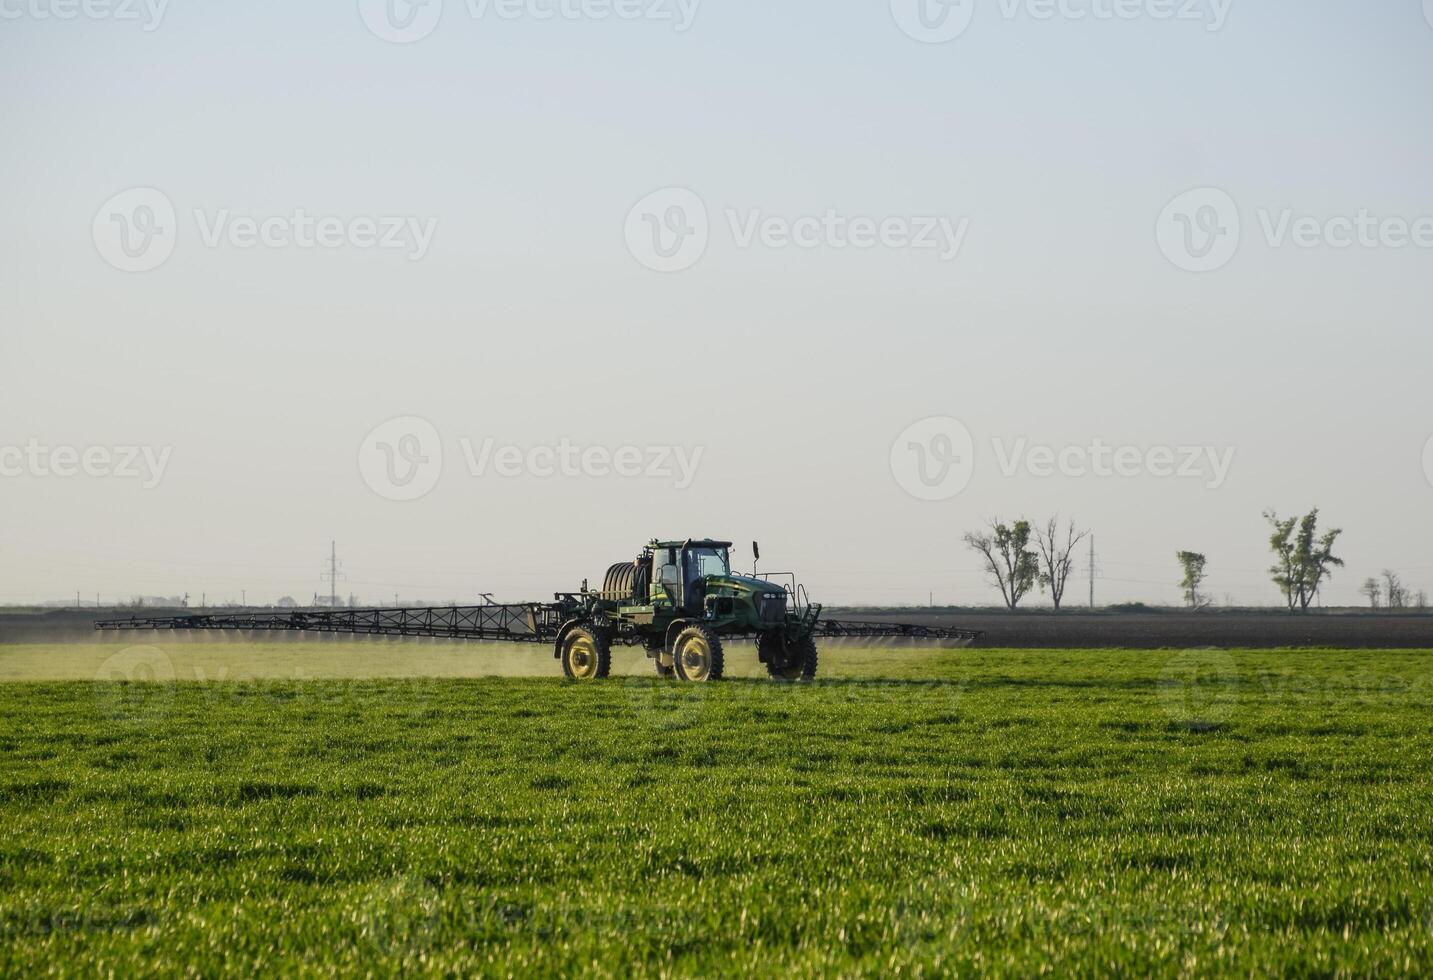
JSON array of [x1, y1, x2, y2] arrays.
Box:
[[3, 643, 1433, 976]]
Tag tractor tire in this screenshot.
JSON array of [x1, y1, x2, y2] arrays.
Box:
[[560, 625, 611, 680], [672, 624, 724, 682], [760, 633, 818, 682]]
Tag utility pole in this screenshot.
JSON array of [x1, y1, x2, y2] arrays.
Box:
[[320, 541, 345, 608], [76, 590, 81, 611], [241, 589, 247, 607], [1088, 535, 1096, 610]]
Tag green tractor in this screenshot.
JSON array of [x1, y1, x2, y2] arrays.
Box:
[[557, 539, 822, 682]]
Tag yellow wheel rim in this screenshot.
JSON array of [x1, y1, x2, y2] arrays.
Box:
[[565, 634, 599, 680], [678, 635, 710, 681]]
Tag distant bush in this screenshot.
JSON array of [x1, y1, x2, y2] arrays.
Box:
[[1106, 602, 1163, 614]]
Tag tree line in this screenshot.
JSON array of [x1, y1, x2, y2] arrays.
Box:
[[964, 508, 1425, 612], [1362, 571, 1428, 611]]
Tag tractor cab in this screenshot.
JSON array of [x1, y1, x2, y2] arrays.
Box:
[[649, 539, 732, 614]]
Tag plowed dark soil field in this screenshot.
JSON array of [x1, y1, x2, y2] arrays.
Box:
[[836, 611, 1433, 649]]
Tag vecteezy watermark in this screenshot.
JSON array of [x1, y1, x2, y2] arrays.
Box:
[[359, 0, 701, 44], [192, 209, 437, 260], [94, 645, 177, 725], [1155, 187, 1240, 273], [1423, 433, 1433, 491], [891, 417, 976, 502], [93, 187, 177, 273], [992, 438, 1236, 489], [624, 187, 709, 273], [358, 416, 445, 502], [0, 440, 173, 488], [460, 438, 704, 488], [891, 418, 1235, 499], [93, 187, 438, 272], [1425, 0, 1433, 31], [0, 0, 169, 31], [358, 417, 704, 500], [1158, 648, 1238, 730], [625, 187, 970, 273], [359, 0, 445, 43], [889, 0, 1232, 44], [1157, 186, 1433, 273], [353, 876, 443, 956], [889, 0, 976, 43], [726, 210, 968, 260]]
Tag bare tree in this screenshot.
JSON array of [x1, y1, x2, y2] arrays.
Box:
[[1382, 570, 1408, 610], [1033, 516, 1089, 612], [1361, 577, 1382, 610], [1176, 552, 1210, 609], [964, 519, 1040, 611]]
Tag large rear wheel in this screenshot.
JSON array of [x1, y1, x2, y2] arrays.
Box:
[[672, 625, 724, 682], [560, 626, 611, 680], [759, 632, 818, 682]]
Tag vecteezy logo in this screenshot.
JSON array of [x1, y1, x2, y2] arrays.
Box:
[[359, 0, 443, 43], [1422, 433, 1433, 490], [889, 0, 975, 43], [890, 417, 975, 501], [94, 645, 177, 725], [1158, 648, 1238, 730], [358, 416, 443, 501], [92, 187, 177, 273], [1156, 187, 1240, 273], [354, 877, 442, 955], [624, 188, 709, 273]]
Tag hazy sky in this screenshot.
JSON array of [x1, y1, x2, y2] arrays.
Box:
[[2, 0, 1431, 607]]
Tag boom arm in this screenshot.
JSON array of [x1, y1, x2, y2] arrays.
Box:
[[810, 620, 982, 643], [96, 606, 981, 645], [95, 602, 575, 643]]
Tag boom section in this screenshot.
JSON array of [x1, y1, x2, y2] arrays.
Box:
[[95, 601, 576, 643], [812, 621, 983, 644]]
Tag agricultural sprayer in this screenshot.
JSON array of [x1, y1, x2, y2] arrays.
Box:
[[97, 539, 981, 681]]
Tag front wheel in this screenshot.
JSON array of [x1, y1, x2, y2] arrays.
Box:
[[672, 625, 724, 682], [759, 632, 818, 682], [560, 626, 611, 680]]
